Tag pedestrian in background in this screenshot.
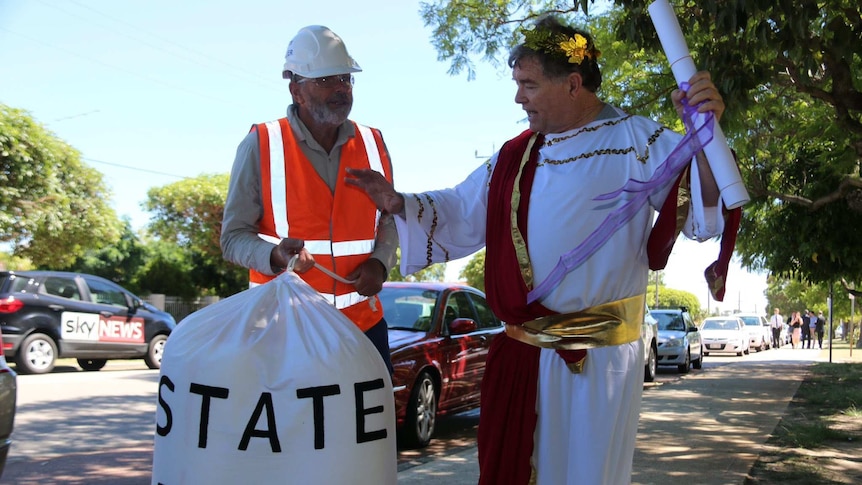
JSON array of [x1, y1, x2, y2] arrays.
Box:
[[790, 311, 803, 349], [815, 311, 826, 349], [801, 310, 813, 349], [806, 310, 818, 349], [769, 307, 783, 349]]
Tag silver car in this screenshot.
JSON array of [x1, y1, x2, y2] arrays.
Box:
[[651, 308, 703, 374], [701, 316, 750, 356], [642, 306, 659, 382]]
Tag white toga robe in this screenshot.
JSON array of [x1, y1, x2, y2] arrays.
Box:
[[394, 107, 724, 485]]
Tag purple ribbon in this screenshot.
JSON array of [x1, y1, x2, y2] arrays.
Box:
[[526, 90, 716, 304]]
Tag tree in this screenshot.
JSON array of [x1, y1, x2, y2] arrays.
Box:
[[135, 239, 198, 300], [419, 1, 862, 286], [459, 249, 486, 291], [57, 218, 148, 293], [647, 285, 702, 318], [0, 104, 120, 267], [0, 251, 32, 271], [144, 173, 246, 296], [387, 248, 447, 282]]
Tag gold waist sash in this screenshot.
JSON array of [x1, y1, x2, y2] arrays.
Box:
[[505, 294, 645, 351]]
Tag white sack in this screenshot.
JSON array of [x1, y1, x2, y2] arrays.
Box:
[[152, 271, 396, 485]]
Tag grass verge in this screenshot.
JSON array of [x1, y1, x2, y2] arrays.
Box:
[[745, 362, 862, 484]]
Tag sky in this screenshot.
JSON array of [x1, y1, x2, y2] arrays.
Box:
[[0, 0, 768, 314]]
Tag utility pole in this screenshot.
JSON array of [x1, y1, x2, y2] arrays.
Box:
[[828, 282, 833, 362]]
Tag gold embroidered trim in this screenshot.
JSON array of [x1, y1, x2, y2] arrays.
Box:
[[424, 194, 448, 265], [414, 194, 424, 222], [414, 193, 448, 268], [539, 146, 638, 166], [543, 115, 633, 147], [541, 124, 668, 166], [505, 294, 645, 350], [510, 133, 540, 289]]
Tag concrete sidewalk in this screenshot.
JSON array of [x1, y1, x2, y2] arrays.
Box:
[[396, 342, 860, 484]]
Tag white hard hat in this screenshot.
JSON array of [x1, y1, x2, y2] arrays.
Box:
[[282, 25, 361, 79]]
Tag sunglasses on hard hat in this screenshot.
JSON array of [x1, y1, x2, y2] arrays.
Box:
[[294, 74, 354, 88]]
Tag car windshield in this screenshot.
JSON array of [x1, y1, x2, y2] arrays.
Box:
[[737, 316, 761, 327], [380, 287, 439, 331], [702, 319, 739, 331], [653, 312, 686, 331]]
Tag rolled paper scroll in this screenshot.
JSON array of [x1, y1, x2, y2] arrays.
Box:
[[648, 0, 750, 209]]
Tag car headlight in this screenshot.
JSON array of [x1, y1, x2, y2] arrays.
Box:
[[665, 337, 685, 347]]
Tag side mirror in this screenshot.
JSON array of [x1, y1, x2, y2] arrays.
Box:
[[449, 318, 477, 335]]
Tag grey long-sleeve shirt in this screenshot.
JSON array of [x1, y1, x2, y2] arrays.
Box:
[[220, 104, 398, 277]]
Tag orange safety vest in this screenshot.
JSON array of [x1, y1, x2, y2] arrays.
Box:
[[249, 118, 391, 332]]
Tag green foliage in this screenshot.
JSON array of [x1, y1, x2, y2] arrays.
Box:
[[134, 239, 197, 299], [0, 104, 121, 267], [459, 249, 486, 291], [420, 1, 862, 287], [648, 285, 701, 318], [419, 0, 600, 80], [0, 252, 32, 271], [768, 275, 862, 332], [143, 173, 246, 296], [144, 174, 228, 256], [387, 248, 447, 282], [56, 218, 148, 293]]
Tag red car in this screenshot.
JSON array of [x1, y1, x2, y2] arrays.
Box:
[[381, 281, 504, 448]]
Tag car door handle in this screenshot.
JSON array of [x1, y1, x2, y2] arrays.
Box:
[[48, 304, 64, 312], [100, 311, 114, 318]]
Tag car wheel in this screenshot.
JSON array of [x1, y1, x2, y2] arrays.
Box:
[[644, 344, 657, 382], [737, 350, 744, 356], [144, 334, 168, 369], [77, 359, 107, 371], [402, 372, 437, 449], [744, 347, 750, 355], [703, 352, 709, 356], [15, 333, 58, 375], [692, 349, 703, 370], [677, 349, 691, 374]]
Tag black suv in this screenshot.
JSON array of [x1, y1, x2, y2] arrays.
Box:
[[0, 270, 175, 374]]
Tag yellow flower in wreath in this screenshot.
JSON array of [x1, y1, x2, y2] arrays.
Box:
[[559, 34, 589, 64]]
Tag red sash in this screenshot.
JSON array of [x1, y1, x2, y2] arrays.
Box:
[[480, 129, 585, 484]]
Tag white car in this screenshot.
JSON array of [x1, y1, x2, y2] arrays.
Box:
[[701, 316, 750, 356], [733, 313, 771, 351]]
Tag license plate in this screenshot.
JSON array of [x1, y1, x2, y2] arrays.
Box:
[[707, 344, 722, 350]]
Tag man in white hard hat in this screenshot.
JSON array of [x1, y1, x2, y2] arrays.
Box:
[[221, 25, 397, 373]]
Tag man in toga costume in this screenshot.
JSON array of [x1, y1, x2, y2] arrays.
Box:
[[347, 16, 740, 485]]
